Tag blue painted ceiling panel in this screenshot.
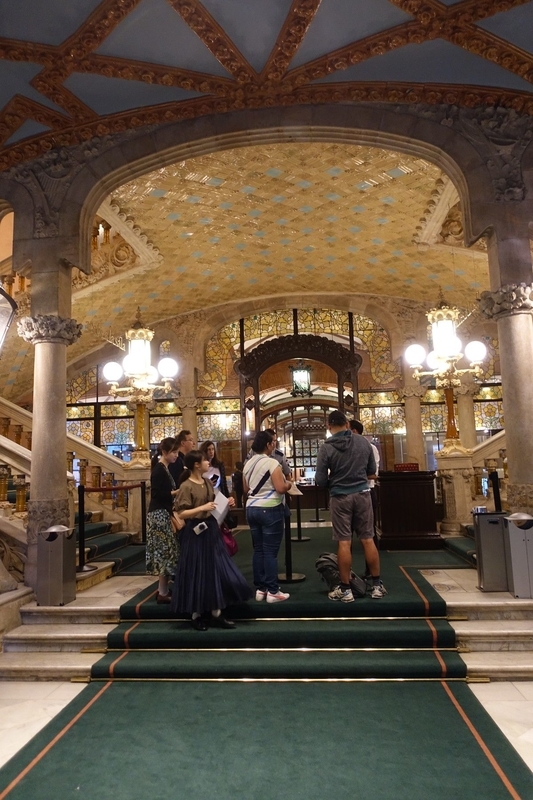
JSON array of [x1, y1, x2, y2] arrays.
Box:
[[0, 62, 64, 112], [5, 120, 51, 146], [63, 73, 204, 115], [314, 39, 533, 94], [0, 0, 102, 45], [201, 0, 293, 73], [96, 0, 231, 77], [290, 0, 413, 70], [478, 5, 533, 56]]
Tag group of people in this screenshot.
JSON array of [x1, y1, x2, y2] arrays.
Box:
[[145, 410, 386, 631]]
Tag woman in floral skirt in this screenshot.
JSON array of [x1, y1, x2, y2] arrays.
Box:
[[146, 437, 180, 604]]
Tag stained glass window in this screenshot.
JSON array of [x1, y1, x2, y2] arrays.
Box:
[[67, 405, 95, 419], [198, 308, 401, 393], [420, 405, 446, 432], [150, 416, 182, 442], [197, 414, 241, 441]]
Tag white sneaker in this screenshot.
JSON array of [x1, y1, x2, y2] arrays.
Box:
[[266, 590, 290, 603], [328, 585, 355, 603], [255, 589, 267, 601], [371, 581, 388, 599]]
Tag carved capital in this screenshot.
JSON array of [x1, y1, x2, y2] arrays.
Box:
[[454, 384, 478, 397], [508, 483, 533, 515], [178, 396, 199, 410], [17, 315, 82, 346], [479, 284, 533, 320], [400, 385, 426, 399]]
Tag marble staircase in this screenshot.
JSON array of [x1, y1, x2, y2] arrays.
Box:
[[2, 569, 533, 681]]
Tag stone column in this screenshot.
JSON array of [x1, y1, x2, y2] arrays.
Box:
[[17, 315, 82, 589], [435, 441, 475, 534], [456, 380, 478, 451], [400, 385, 426, 469], [480, 283, 533, 512], [179, 397, 199, 444]]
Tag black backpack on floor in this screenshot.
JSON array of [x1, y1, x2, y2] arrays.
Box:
[[315, 552, 368, 598]]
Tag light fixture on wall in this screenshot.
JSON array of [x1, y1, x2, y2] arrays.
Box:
[[404, 297, 486, 445], [290, 361, 313, 398], [102, 308, 179, 465]]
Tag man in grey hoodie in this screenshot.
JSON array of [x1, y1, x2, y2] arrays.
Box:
[[315, 410, 387, 601]]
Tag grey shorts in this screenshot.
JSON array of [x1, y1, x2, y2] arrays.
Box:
[[330, 491, 374, 541]]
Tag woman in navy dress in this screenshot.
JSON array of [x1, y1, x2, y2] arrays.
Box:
[[171, 450, 252, 630]]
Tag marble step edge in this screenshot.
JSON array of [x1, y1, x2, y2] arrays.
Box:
[[2, 623, 113, 652], [462, 652, 533, 680], [0, 652, 100, 680], [452, 621, 533, 652], [21, 603, 120, 625], [446, 599, 533, 620]]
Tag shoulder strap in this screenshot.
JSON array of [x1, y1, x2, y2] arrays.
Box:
[[249, 468, 271, 497]]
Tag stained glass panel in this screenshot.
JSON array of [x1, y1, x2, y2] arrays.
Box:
[[474, 401, 504, 431], [197, 414, 241, 441], [66, 420, 94, 442], [67, 405, 94, 419], [150, 416, 182, 442], [101, 404, 132, 418], [421, 404, 446, 432], [66, 368, 98, 403], [101, 418, 134, 445]]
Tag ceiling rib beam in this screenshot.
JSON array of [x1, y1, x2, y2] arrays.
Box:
[[259, 0, 322, 83]]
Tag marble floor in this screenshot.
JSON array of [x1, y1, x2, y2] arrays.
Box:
[[1, 568, 533, 776]]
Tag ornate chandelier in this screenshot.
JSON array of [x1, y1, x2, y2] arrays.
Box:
[[290, 360, 313, 398], [404, 297, 487, 443]]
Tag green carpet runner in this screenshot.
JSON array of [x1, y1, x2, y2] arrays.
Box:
[[1, 682, 531, 799], [91, 530, 472, 682]]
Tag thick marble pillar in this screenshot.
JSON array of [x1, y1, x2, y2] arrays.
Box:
[[17, 315, 82, 589], [456, 380, 478, 451], [480, 281, 533, 512], [401, 385, 427, 469]]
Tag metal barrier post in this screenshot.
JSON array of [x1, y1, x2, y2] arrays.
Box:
[[76, 485, 97, 574]]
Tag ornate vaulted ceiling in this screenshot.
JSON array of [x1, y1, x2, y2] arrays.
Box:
[[1, 0, 533, 168], [0, 0, 521, 401]]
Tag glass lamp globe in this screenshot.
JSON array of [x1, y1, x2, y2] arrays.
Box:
[[464, 340, 487, 364], [102, 361, 123, 382], [158, 357, 179, 379], [122, 353, 139, 377], [439, 335, 463, 358], [147, 365, 159, 385], [405, 343, 426, 367], [426, 350, 446, 371]]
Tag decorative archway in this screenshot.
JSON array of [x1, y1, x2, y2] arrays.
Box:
[[234, 333, 362, 456]]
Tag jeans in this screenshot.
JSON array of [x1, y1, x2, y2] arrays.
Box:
[[246, 504, 285, 593]]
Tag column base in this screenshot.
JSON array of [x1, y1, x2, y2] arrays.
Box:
[[508, 483, 533, 515], [25, 498, 70, 591]]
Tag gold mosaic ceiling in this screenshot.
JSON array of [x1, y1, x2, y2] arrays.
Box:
[[0, 140, 490, 402]]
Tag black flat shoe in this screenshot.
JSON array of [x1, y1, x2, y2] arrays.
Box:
[[156, 592, 172, 604], [212, 615, 235, 629], [192, 617, 208, 631]]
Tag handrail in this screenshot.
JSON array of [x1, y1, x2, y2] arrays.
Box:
[[0, 396, 129, 479], [77, 481, 147, 573], [471, 429, 506, 467]]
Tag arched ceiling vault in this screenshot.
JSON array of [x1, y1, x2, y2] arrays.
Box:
[[1, 0, 533, 169]]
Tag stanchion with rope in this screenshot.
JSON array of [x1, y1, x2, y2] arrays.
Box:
[[289, 484, 310, 542], [278, 495, 305, 584]]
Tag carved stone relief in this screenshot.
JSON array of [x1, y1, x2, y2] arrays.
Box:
[[479, 284, 533, 319], [17, 314, 83, 345]]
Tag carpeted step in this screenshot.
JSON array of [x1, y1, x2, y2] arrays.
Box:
[[93, 544, 145, 575], [74, 511, 93, 524], [444, 536, 476, 566], [76, 521, 113, 541], [91, 649, 466, 680], [107, 618, 457, 650], [84, 532, 133, 559]]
